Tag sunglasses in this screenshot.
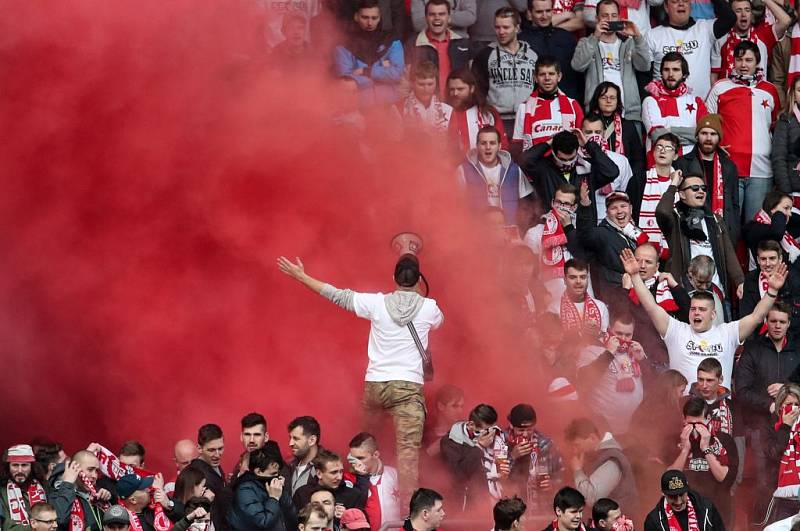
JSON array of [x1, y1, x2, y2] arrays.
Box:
[[680, 184, 707, 192]]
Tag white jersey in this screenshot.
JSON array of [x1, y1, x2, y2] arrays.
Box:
[[706, 78, 780, 178], [646, 19, 717, 98], [258, 0, 321, 47], [641, 93, 708, 152]]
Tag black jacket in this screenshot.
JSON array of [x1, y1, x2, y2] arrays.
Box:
[[518, 141, 619, 210], [739, 268, 800, 333], [601, 117, 647, 220], [519, 25, 581, 102], [742, 211, 800, 263], [440, 428, 495, 511], [228, 472, 296, 531], [735, 334, 800, 429], [405, 30, 473, 73], [576, 205, 639, 296], [672, 145, 741, 244], [189, 458, 233, 531], [772, 111, 800, 194], [643, 491, 725, 531], [292, 476, 368, 512]]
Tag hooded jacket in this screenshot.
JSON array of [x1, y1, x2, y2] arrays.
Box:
[[189, 458, 233, 531], [643, 491, 725, 531], [334, 26, 404, 106], [228, 472, 296, 531], [458, 149, 532, 226], [472, 42, 538, 117]]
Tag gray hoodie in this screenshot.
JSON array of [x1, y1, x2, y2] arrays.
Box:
[[472, 41, 538, 118]]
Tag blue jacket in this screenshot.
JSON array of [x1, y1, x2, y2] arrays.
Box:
[[459, 150, 531, 225], [334, 32, 404, 106], [228, 473, 296, 531]]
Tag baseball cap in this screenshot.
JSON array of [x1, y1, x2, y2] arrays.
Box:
[[340, 508, 370, 530], [103, 505, 130, 526], [6, 444, 35, 463], [605, 191, 631, 206], [116, 474, 154, 499], [661, 470, 689, 496]]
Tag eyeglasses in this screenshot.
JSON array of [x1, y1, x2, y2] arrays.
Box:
[[552, 199, 576, 208], [34, 519, 58, 526], [680, 184, 707, 192], [599, 94, 617, 101], [655, 144, 676, 153]]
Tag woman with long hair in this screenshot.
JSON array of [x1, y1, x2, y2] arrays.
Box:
[[764, 383, 800, 523], [588, 82, 647, 218], [772, 77, 800, 199]]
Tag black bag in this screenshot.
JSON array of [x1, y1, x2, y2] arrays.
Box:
[[407, 322, 433, 382]]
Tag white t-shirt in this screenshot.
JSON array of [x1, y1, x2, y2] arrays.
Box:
[[353, 292, 444, 384], [646, 19, 716, 98], [688, 220, 722, 287], [479, 162, 503, 207], [599, 39, 625, 103], [593, 151, 633, 220], [662, 318, 741, 385]]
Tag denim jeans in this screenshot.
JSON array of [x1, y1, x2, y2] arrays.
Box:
[[739, 177, 773, 222]]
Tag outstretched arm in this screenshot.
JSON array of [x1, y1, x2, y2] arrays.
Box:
[[739, 262, 788, 338], [277, 256, 356, 311], [620, 248, 670, 336]]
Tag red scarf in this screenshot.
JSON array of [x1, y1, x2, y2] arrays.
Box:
[[645, 80, 689, 99], [706, 151, 724, 218], [124, 503, 172, 531], [540, 209, 569, 279], [787, 24, 800, 90], [5, 481, 47, 524], [69, 472, 109, 531], [521, 89, 579, 149], [724, 28, 761, 79], [629, 275, 678, 312], [663, 496, 699, 531], [709, 395, 733, 436], [774, 405, 800, 498], [754, 209, 800, 263], [560, 293, 602, 333], [606, 113, 625, 155]]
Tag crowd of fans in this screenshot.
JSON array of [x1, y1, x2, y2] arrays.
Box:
[[13, 0, 800, 529]]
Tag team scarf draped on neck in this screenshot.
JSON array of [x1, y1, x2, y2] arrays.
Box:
[[640, 167, 674, 255], [602, 113, 625, 156], [629, 274, 678, 311], [706, 151, 725, 218], [709, 395, 733, 435], [724, 27, 761, 79], [774, 406, 800, 499], [70, 471, 110, 531], [124, 503, 172, 531], [645, 79, 689, 98], [540, 209, 573, 279], [606, 219, 648, 248], [521, 88, 578, 147], [560, 293, 602, 333], [6, 481, 47, 524], [754, 209, 800, 263], [403, 94, 450, 132], [787, 23, 800, 91], [663, 496, 699, 531], [730, 69, 765, 86], [602, 332, 641, 392]]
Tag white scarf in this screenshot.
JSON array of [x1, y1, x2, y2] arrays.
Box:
[[640, 167, 675, 253]]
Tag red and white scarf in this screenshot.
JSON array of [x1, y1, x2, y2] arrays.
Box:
[[609, 220, 649, 248], [540, 209, 570, 279], [787, 23, 800, 91], [603, 113, 625, 156], [124, 503, 172, 531], [754, 209, 800, 263], [774, 405, 800, 498], [603, 332, 642, 392], [724, 28, 761, 80], [703, 151, 725, 218], [640, 167, 674, 256], [560, 293, 602, 333], [709, 396, 733, 436], [645, 79, 689, 99], [5, 481, 47, 524], [663, 496, 699, 531], [629, 275, 678, 312], [450, 106, 499, 152], [69, 472, 110, 531], [402, 94, 450, 132], [521, 89, 579, 150]]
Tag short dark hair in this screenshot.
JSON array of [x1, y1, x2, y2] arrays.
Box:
[[426, 0, 451, 13], [298, 502, 328, 525], [288, 416, 321, 441], [185, 496, 212, 515], [690, 291, 715, 305], [770, 301, 792, 320], [762, 190, 792, 214], [477, 125, 501, 143], [592, 498, 620, 523], [588, 82, 623, 116], [348, 432, 379, 452], [535, 55, 561, 74], [551, 130, 579, 156], [661, 52, 690, 77], [241, 412, 267, 430], [564, 257, 588, 274], [757, 239, 782, 257], [198, 424, 223, 447], [596, 0, 620, 12], [582, 112, 604, 127], [249, 444, 285, 472], [697, 357, 722, 378], [683, 396, 709, 417], [564, 418, 599, 442], [507, 403, 537, 427], [494, 496, 527, 530], [655, 132, 680, 152], [555, 182, 578, 198], [313, 449, 342, 472], [119, 440, 145, 460], [495, 6, 521, 25], [30, 503, 56, 519], [409, 488, 443, 518], [733, 40, 761, 65], [469, 403, 498, 425], [610, 312, 635, 327], [435, 384, 464, 405], [355, 0, 380, 11], [554, 486, 585, 512]]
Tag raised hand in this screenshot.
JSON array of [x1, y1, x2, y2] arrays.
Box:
[[620, 248, 639, 276], [580, 180, 591, 206], [62, 460, 81, 484], [277, 256, 306, 280], [670, 169, 683, 187], [768, 262, 788, 293]]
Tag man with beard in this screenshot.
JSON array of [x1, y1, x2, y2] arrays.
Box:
[[334, 0, 404, 107], [672, 114, 741, 243], [645, 0, 735, 98], [512, 56, 583, 150], [1, 445, 48, 530], [457, 126, 533, 225], [234, 413, 269, 478], [472, 8, 538, 137], [446, 68, 508, 153], [643, 470, 725, 531], [51, 451, 107, 531], [524, 182, 585, 304], [287, 417, 321, 496], [642, 53, 708, 160], [518, 129, 619, 209], [706, 41, 780, 222]]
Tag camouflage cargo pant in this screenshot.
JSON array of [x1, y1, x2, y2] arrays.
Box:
[[362, 380, 426, 496]]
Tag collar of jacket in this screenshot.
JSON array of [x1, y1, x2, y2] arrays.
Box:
[[415, 28, 463, 48], [664, 17, 697, 30]]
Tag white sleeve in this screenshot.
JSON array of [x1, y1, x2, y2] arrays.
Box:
[[456, 165, 467, 187], [727, 320, 743, 346], [662, 315, 682, 341], [519, 170, 535, 198], [513, 103, 526, 141], [523, 224, 545, 255], [352, 292, 381, 320], [599, 300, 610, 332], [705, 81, 721, 113], [711, 36, 724, 71]]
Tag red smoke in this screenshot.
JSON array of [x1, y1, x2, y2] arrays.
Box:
[[0, 0, 544, 479]]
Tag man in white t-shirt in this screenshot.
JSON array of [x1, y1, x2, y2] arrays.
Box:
[[620, 247, 787, 385], [277, 253, 444, 499]]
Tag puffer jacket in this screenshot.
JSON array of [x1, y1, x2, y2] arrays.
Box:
[[772, 111, 800, 194], [228, 472, 296, 531]]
